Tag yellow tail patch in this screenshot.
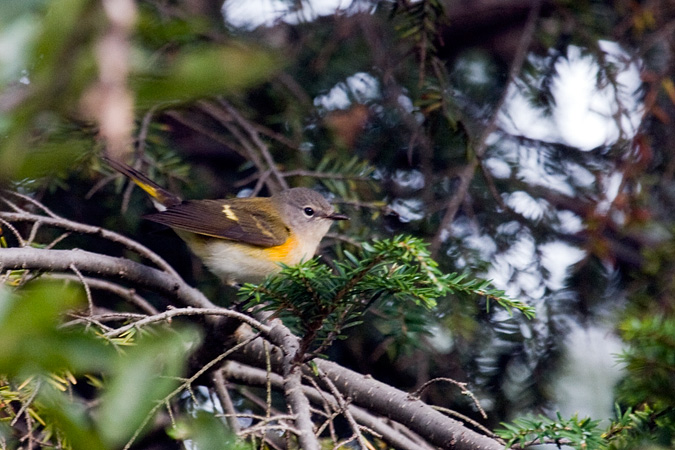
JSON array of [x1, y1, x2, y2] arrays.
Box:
[[134, 179, 160, 200]]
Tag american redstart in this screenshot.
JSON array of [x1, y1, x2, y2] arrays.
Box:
[[104, 157, 348, 285]]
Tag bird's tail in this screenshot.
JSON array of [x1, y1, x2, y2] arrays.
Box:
[[103, 157, 182, 208]]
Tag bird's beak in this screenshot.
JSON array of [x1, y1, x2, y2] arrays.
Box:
[[328, 212, 349, 221]]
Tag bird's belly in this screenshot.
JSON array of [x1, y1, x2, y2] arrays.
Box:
[[180, 233, 318, 285]]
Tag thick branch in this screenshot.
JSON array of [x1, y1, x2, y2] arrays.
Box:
[[234, 334, 503, 450], [267, 322, 320, 450], [222, 361, 431, 450], [315, 359, 501, 450], [0, 247, 215, 309], [0, 209, 180, 277]]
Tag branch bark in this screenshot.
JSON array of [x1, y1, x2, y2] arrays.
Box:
[[0, 247, 215, 310], [314, 359, 501, 450], [222, 361, 433, 450], [268, 322, 320, 450], [234, 333, 504, 450], [0, 209, 180, 277]]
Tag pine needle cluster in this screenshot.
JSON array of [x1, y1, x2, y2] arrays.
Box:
[[240, 235, 533, 357]]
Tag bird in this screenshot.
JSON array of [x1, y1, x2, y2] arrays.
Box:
[[104, 157, 348, 285]]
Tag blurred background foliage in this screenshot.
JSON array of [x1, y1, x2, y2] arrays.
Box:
[[0, 282, 203, 449], [1, 0, 674, 448]]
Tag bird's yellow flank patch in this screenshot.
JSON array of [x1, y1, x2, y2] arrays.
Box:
[[263, 234, 298, 262]]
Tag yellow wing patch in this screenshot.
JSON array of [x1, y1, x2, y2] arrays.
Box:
[[221, 205, 239, 221]]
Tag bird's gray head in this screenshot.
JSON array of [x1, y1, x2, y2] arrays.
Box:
[[272, 188, 348, 240]]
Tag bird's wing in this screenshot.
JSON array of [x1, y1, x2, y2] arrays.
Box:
[[144, 198, 290, 247]]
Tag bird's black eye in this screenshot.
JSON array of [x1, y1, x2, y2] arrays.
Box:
[[303, 207, 315, 217]]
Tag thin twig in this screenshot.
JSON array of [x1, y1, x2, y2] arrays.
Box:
[[2, 191, 58, 217], [10, 379, 41, 427], [234, 169, 370, 188], [135, 105, 158, 157], [197, 101, 269, 172], [105, 307, 271, 338], [219, 100, 288, 192], [122, 332, 261, 450], [44, 232, 72, 250], [0, 206, 180, 278], [251, 170, 272, 197], [45, 273, 158, 315], [217, 412, 296, 422], [69, 264, 94, 319], [250, 121, 301, 152], [164, 109, 250, 161], [316, 366, 369, 450], [478, 160, 508, 211], [212, 370, 241, 433], [413, 377, 486, 419], [63, 312, 147, 327], [26, 221, 41, 246], [430, 405, 500, 441], [0, 217, 24, 246], [85, 172, 117, 200], [238, 423, 301, 438]]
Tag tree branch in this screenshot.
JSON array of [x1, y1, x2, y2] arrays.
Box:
[[0, 207, 180, 278], [0, 247, 215, 310], [104, 307, 271, 338], [233, 333, 504, 450], [44, 273, 159, 315], [222, 361, 432, 450], [267, 322, 320, 450]]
